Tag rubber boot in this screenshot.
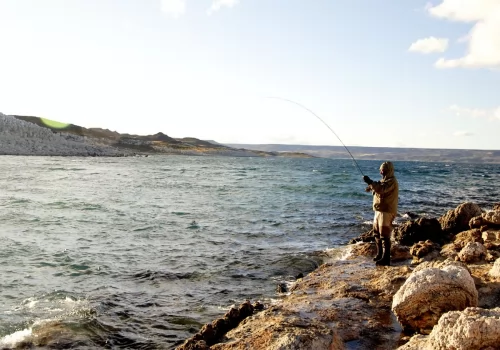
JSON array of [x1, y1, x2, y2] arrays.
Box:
[[376, 238, 391, 266], [373, 237, 383, 261]]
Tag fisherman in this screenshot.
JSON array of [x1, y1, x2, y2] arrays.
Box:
[[363, 162, 399, 266]]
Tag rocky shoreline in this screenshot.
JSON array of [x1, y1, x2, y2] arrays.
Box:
[[177, 202, 500, 350]]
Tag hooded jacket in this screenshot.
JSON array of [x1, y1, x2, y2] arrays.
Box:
[[370, 162, 398, 214]]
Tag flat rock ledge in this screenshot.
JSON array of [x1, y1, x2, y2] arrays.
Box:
[[177, 202, 500, 350], [177, 253, 413, 350]]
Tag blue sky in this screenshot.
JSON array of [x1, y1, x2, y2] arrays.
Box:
[[0, 0, 499, 149]]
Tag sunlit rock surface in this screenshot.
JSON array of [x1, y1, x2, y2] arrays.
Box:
[[439, 202, 482, 234], [399, 307, 500, 350], [392, 262, 478, 334]]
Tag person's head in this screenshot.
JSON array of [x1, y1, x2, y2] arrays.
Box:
[[379, 161, 395, 177]]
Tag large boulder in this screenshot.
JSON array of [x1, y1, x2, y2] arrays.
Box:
[[394, 218, 444, 246], [429, 307, 500, 350], [457, 242, 487, 263], [392, 263, 478, 334], [440, 203, 482, 235], [398, 308, 500, 350]]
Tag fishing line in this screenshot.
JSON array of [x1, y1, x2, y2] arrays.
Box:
[[265, 96, 365, 176]]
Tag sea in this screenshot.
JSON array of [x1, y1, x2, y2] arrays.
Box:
[[1, 155, 499, 349]]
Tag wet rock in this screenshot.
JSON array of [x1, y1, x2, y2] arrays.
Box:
[[211, 309, 344, 350], [176, 301, 258, 349], [348, 229, 375, 244], [208, 258, 411, 350], [14, 321, 89, 349], [199, 323, 217, 345], [489, 258, 500, 278], [276, 283, 288, 293], [176, 340, 210, 350], [212, 318, 230, 340], [349, 242, 376, 258], [394, 218, 445, 246], [392, 263, 478, 334], [221, 308, 239, 330], [457, 242, 487, 263], [237, 300, 254, 320], [439, 202, 482, 235], [402, 212, 419, 220], [252, 301, 264, 311]]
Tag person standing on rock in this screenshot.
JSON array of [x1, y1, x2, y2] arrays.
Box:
[[363, 161, 399, 266]]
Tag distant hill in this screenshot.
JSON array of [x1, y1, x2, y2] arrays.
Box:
[[3, 115, 313, 158], [224, 144, 500, 164]]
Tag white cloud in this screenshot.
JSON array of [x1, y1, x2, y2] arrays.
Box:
[[161, 0, 186, 19], [409, 37, 449, 53], [453, 131, 474, 137], [207, 0, 240, 15], [427, 0, 500, 69], [449, 104, 500, 120], [494, 107, 500, 120], [428, 0, 499, 22]]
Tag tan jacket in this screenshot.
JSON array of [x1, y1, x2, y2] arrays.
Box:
[[370, 162, 399, 214]]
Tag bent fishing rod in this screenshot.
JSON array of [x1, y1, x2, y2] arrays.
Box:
[[266, 96, 365, 177]]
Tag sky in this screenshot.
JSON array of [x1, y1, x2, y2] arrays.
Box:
[[0, 0, 499, 150]]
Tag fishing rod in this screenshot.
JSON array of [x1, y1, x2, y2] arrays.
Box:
[[266, 96, 365, 176]]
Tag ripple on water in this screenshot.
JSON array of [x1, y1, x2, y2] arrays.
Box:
[[0, 157, 499, 349]]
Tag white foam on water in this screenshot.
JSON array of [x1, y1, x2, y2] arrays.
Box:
[[0, 328, 32, 348], [338, 246, 354, 261], [324, 245, 352, 261], [62, 296, 78, 304], [325, 245, 354, 261], [22, 297, 39, 309]]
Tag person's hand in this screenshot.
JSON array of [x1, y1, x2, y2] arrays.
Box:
[[363, 175, 373, 184], [365, 186, 372, 193]]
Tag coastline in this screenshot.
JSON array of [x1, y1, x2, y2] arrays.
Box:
[[177, 202, 500, 350], [0, 113, 314, 159]]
